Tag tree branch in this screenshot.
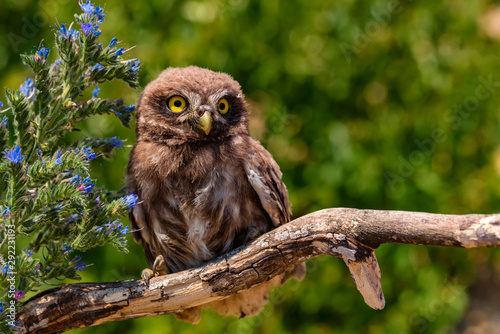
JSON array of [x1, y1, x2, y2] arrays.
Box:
[[17, 208, 500, 334]]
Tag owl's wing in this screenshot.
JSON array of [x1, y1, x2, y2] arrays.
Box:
[[244, 138, 291, 227], [129, 204, 155, 268]]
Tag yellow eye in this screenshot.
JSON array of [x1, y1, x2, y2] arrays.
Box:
[[218, 98, 229, 114], [168, 96, 187, 113]]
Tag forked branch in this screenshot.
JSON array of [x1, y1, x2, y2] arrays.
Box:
[[17, 208, 500, 334]]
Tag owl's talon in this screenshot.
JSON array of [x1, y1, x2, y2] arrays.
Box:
[[244, 226, 262, 244], [142, 268, 154, 286], [152, 254, 168, 277]]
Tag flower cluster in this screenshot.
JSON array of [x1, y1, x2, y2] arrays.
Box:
[[35, 47, 49, 61], [80, 1, 106, 23], [69, 174, 95, 193], [97, 219, 130, 235], [0, 2, 139, 329], [76, 1, 107, 39], [58, 24, 80, 42]]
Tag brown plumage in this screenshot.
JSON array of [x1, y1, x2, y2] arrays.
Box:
[[127, 66, 305, 323]]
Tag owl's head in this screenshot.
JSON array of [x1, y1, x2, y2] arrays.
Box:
[[135, 66, 249, 144]]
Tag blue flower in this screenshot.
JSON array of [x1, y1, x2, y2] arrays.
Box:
[[0, 301, 3, 314], [56, 158, 63, 165], [1, 265, 8, 274], [110, 136, 123, 148], [0, 101, 3, 110], [93, 6, 106, 23], [69, 174, 81, 184], [58, 23, 68, 36], [128, 59, 140, 73], [20, 78, 36, 100], [63, 244, 72, 254], [70, 255, 83, 263], [80, 0, 94, 14], [56, 151, 62, 158], [82, 147, 97, 160], [27, 250, 33, 257], [75, 176, 94, 193], [81, 22, 93, 35], [91, 25, 102, 36], [109, 220, 131, 235], [124, 105, 135, 112], [2, 206, 11, 218], [92, 63, 104, 72], [36, 149, 43, 158], [83, 183, 94, 193], [59, 24, 80, 41], [92, 86, 100, 98], [115, 48, 124, 56], [6, 145, 25, 164], [74, 262, 87, 271], [54, 58, 62, 66], [35, 47, 49, 60], [124, 193, 138, 209], [108, 37, 118, 48], [1, 116, 8, 128]]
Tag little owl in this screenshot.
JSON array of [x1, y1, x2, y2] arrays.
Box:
[[127, 66, 305, 323]]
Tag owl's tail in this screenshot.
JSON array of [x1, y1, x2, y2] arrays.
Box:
[[174, 263, 306, 323]]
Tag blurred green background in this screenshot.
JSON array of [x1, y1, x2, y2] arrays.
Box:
[[1, 0, 500, 333]]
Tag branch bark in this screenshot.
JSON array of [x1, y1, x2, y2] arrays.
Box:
[[17, 208, 500, 334]]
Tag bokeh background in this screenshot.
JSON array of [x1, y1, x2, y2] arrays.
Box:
[[1, 0, 500, 333]]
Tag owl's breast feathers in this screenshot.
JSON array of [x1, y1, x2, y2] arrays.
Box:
[[127, 134, 291, 273]]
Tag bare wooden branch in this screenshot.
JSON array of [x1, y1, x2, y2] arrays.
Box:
[[17, 208, 500, 334]]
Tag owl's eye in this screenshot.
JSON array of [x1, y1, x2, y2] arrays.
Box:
[[218, 98, 229, 114], [168, 96, 187, 113]]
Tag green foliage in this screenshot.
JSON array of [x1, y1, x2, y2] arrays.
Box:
[[0, 2, 140, 331], [0, 0, 499, 334]]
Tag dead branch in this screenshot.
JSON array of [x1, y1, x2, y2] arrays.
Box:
[[17, 208, 500, 334]]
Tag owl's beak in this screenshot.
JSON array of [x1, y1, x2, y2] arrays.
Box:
[[196, 111, 213, 135]]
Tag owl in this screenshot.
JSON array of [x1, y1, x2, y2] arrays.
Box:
[[127, 66, 305, 323]]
